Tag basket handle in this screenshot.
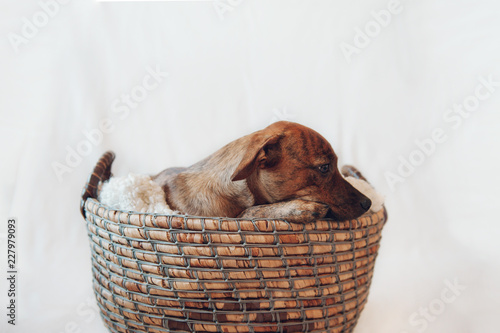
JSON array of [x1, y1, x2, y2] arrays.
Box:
[[80, 151, 116, 218], [341, 165, 368, 182]]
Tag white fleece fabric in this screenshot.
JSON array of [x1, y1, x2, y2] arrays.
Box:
[[98, 173, 176, 214]]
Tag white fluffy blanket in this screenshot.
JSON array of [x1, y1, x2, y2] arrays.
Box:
[[98, 173, 176, 214], [98, 173, 384, 215]]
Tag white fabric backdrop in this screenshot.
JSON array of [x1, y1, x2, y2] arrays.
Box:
[[1, 1, 500, 332]]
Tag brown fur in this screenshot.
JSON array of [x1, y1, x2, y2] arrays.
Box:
[[153, 121, 371, 222]]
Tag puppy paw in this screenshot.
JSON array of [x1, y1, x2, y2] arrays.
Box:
[[289, 200, 329, 223], [238, 200, 329, 224]]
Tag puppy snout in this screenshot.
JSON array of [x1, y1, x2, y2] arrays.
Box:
[[360, 198, 372, 211]]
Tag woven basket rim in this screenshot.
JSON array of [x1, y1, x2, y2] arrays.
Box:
[[87, 197, 386, 223]]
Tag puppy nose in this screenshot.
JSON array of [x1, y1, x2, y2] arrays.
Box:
[[360, 198, 372, 211]]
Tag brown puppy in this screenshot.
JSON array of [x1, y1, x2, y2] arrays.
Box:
[[153, 121, 371, 223]]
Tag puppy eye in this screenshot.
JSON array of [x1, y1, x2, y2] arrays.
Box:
[[318, 164, 330, 174]]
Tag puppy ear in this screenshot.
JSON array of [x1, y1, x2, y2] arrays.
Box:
[[231, 134, 282, 181]]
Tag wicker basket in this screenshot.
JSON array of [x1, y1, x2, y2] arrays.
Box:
[[80, 152, 387, 333]]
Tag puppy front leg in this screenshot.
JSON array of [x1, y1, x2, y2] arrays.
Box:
[[238, 199, 329, 224]]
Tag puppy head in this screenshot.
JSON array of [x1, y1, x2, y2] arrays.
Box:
[[231, 121, 371, 220]]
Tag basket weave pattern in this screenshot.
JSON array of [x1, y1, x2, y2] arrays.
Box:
[[81, 152, 387, 333]]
